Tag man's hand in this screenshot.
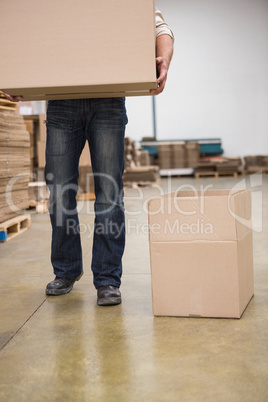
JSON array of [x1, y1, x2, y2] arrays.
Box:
[[150, 57, 168, 95], [150, 34, 174, 96], [1, 92, 23, 102]]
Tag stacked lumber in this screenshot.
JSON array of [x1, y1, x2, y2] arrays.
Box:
[[0, 102, 30, 223]]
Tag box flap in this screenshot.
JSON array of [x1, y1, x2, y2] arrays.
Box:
[[237, 232, 254, 315], [148, 189, 252, 242], [232, 190, 252, 239]]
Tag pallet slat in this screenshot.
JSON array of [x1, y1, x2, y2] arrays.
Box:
[[195, 171, 238, 179], [0, 214, 31, 242], [246, 166, 268, 174]]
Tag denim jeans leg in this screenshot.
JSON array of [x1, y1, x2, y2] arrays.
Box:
[[86, 98, 127, 289], [45, 100, 85, 279]]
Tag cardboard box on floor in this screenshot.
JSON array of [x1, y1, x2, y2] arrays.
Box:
[[0, 0, 157, 101], [148, 190, 254, 318]]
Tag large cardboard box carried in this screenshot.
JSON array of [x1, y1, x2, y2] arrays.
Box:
[[0, 0, 157, 101], [148, 190, 254, 318]]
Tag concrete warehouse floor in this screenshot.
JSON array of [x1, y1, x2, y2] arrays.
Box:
[[0, 176, 268, 402]]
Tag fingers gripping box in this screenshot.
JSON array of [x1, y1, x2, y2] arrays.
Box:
[[148, 190, 254, 318]]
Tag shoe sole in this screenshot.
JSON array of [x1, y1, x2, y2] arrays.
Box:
[[97, 296, 122, 306], [46, 273, 83, 296]]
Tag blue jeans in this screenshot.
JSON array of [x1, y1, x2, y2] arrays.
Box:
[[45, 98, 127, 289]]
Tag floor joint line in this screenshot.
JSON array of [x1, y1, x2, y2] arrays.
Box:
[[0, 297, 49, 352]]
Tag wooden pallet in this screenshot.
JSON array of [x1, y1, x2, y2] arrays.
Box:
[[160, 168, 194, 177], [0, 214, 31, 242], [195, 171, 239, 179], [246, 166, 268, 174]]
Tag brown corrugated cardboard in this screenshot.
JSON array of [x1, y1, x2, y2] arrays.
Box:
[[139, 150, 150, 166], [0, 110, 30, 222], [148, 190, 254, 318], [0, 0, 157, 101], [28, 182, 49, 202], [123, 166, 160, 184], [185, 141, 200, 167], [158, 144, 172, 169], [78, 166, 95, 194], [171, 143, 185, 168], [79, 144, 91, 167], [38, 114, 46, 142], [37, 141, 46, 168]]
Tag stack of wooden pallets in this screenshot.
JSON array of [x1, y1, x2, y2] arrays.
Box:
[[194, 156, 243, 179], [0, 92, 31, 239], [244, 155, 268, 174]]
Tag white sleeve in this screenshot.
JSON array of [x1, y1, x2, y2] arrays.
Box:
[[155, 7, 174, 40]]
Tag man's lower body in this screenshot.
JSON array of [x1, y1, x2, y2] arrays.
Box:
[[44, 98, 127, 305]]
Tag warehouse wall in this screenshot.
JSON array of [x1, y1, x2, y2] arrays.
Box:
[[125, 0, 268, 157]]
